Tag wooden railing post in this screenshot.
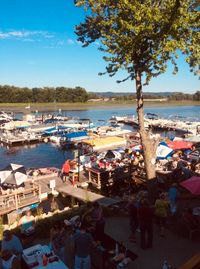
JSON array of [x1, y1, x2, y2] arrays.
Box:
[[39, 184, 42, 202], [14, 191, 18, 210]]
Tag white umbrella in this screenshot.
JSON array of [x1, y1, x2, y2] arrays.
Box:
[[0, 163, 27, 187], [156, 144, 173, 159]]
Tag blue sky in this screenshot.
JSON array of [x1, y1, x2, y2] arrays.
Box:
[[0, 0, 199, 93]]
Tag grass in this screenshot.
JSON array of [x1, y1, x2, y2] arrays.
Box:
[[0, 100, 199, 112]]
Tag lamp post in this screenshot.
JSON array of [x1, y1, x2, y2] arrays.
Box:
[[77, 143, 82, 183]]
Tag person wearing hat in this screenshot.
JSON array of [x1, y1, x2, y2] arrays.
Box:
[[1, 231, 23, 260]]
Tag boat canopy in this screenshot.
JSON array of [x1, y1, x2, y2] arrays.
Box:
[[81, 136, 126, 150], [62, 131, 88, 139], [43, 125, 69, 135]]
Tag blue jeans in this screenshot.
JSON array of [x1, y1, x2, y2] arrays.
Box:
[[75, 255, 91, 269]]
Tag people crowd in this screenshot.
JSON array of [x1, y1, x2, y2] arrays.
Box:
[[0, 201, 105, 269], [0, 141, 200, 268]]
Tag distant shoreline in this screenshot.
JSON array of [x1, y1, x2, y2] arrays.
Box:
[[0, 100, 199, 113]]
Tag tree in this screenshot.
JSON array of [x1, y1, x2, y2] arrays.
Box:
[[75, 0, 200, 180]]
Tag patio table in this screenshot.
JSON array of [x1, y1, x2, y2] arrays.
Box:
[[22, 244, 68, 269]]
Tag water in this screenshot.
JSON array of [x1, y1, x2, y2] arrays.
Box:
[[0, 105, 199, 170], [16, 105, 200, 122]]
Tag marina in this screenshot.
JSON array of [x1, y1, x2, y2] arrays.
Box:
[[0, 106, 200, 269]]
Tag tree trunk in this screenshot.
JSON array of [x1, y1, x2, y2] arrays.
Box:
[[135, 70, 157, 180]]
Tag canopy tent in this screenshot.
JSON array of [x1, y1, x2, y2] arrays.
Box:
[[167, 140, 193, 150], [98, 150, 122, 160], [180, 176, 200, 195], [82, 136, 126, 151], [156, 144, 173, 159], [0, 163, 27, 187]]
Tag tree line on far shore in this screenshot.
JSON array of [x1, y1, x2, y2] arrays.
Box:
[[114, 91, 200, 102], [0, 85, 199, 103]]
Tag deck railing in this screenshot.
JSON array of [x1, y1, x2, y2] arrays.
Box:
[[0, 183, 41, 215]]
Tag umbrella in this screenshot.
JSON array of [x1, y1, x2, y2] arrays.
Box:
[[0, 163, 27, 187], [132, 144, 142, 151], [180, 176, 200, 195], [167, 140, 193, 150], [98, 150, 121, 160], [156, 144, 173, 159]]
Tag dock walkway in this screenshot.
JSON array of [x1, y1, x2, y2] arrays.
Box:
[[56, 185, 120, 207], [0, 171, 119, 216]]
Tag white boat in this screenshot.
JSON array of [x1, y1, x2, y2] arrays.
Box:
[[61, 119, 93, 129], [1, 120, 31, 130]]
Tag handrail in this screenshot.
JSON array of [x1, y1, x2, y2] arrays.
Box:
[[178, 252, 200, 269], [0, 185, 39, 199]]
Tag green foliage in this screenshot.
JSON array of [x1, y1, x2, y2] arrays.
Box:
[[75, 0, 200, 84], [0, 85, 88, 103]]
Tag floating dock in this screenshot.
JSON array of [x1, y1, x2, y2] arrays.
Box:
[[0, 135, 41, 145]]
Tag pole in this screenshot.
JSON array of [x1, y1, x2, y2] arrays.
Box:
[[78, 148, 80, 183]]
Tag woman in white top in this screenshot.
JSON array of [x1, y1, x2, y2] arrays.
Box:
[[18, 210, 35, 235], [1, 249, 20, 269]]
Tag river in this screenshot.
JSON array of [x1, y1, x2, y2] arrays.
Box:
[[0, 105, 199, 169]]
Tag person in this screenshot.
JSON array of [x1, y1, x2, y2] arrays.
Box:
[[138, 199, 154, 249], [1, 249, 20, 269], [154, 193, 169, 237], [1, 231, 23, 260], [81, 203, 96, 234], [0, 257, 2, 269], [63, 221, 75, 269], [50, 222, 65, 261], [168, 183, 178, 215], [126, 195, 138, 242], [91, 202, 105, 241], [50, 196, 59, 212], [62, 160, 70, 182], [73, 221, 95, 269], [18, 210, 35, 236]]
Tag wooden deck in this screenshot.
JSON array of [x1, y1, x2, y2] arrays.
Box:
[[0, 174, 63, 215], [56, 185, 120, 207], [0, 136, 40, 145], [0, 170, 120, 216], [0, 184, 41, 215]]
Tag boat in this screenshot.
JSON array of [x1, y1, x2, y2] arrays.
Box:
[[57, 118, 93, 129], [0, 120, 31, 130], [60, 131, 89, 149], [97, 125, 131, 137]]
